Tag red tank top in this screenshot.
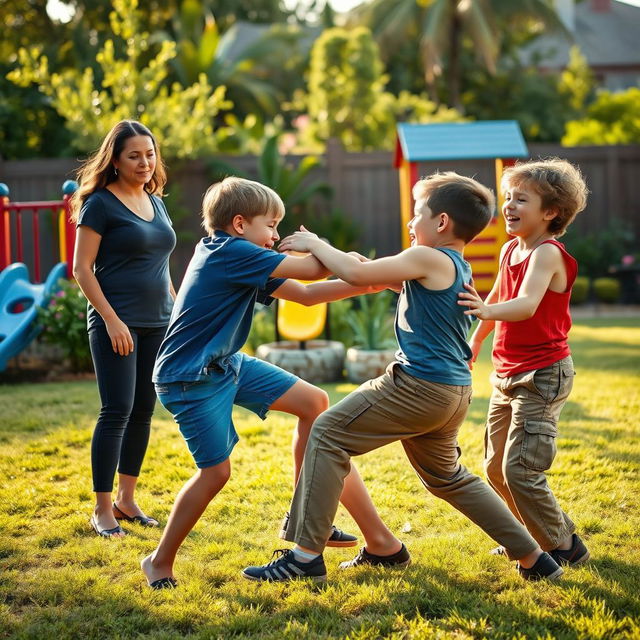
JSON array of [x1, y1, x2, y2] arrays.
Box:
[[492, 238, 577, 376]]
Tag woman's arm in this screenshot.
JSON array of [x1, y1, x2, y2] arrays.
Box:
[[72, 225, 134, 356]]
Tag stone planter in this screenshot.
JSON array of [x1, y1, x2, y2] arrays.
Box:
[[345, 347, 397, 384], [256, 340, 345, 384]]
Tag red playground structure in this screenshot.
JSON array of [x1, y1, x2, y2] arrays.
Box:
[[0, 181, 78, 371]]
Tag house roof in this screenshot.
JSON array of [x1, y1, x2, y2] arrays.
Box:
[[521, 1, 640, 68], [394, 121, 528, 165]]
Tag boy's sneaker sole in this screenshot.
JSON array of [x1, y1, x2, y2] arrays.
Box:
[[517, 551, 564, 581], [279, 513, 358, 548], [549, 534, 590, 566], [242, 549, 327, 583], [339, 544, 411, 570]]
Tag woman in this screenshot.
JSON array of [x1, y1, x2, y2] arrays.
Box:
[[71, 120, 176, 537]]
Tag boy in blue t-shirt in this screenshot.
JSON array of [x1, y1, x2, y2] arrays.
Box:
[[243, 172, 565, 584], [142, 177, 402, 589]]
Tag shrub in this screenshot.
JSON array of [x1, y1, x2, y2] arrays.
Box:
[[37, 280, 92, 372], [593, 277, 621, 304], [345, 290, 397, 351], [571, 276, 590, 305], [563, 220, 636, 279]]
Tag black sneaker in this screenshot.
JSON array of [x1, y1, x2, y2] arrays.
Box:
[[242, 549, 327, 583], [549, 534, 590, 566], [339, 544, 411, 569], [279, 512, 358, 548], [517, 552, 563, 581]]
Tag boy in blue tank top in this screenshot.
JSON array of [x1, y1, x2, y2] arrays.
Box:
[[243, 172, 565, 584], [142, 177, 403, 589]]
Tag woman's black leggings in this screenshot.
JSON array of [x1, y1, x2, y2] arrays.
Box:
[[88, 324, 166, 493]]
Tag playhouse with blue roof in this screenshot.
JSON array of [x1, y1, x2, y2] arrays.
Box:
[[394, 121, 529, 294]]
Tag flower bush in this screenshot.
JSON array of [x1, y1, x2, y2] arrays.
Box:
[[37, 279, 92, 372]]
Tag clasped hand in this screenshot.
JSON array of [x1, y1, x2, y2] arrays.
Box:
[[278, 225, 320, 254], [457, 283, 492, 320]]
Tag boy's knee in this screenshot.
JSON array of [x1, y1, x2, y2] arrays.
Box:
[[200, 462, 231, 490], [502, 462, 527, 492], [300, 388, 329, 420]]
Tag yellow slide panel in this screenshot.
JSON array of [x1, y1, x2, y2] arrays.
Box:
[[277, 278, 327, 342]]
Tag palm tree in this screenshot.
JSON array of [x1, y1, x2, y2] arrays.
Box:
[[348, 0, 567, 111], [156, 0, 307, 118]]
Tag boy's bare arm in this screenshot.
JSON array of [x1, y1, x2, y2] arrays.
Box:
[[279, 229, 437, 286], [270, 253, 331, 280], [459, 244, 563, 321], [271, 279, 386, 306], [465, 283, 499, 368]]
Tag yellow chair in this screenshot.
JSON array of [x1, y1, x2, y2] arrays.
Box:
[[276, 279, 327, 343]]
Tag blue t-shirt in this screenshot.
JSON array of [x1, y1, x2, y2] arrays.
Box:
[[78, 189, 176, 329], [153, 231, 286, 384], [394, 248, 473, 386]]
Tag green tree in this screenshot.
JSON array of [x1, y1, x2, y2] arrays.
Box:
[[158, 0, 306, 119], [559, 46, 595, 113], [8, 0, 232, 159], [348, 0, 566, 110], [563, 88, 640, 146], [461, 44, 595, 143], [297, 26, 463, 151]]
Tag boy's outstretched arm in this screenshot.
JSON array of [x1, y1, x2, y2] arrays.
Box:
[[270, 253, 331, 281], [458, 244, 563, 322], [271, 279, 386, 306], [278, 228, 434, 286]]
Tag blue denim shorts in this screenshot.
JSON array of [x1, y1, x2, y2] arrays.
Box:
[[155, 354, 298, 468]]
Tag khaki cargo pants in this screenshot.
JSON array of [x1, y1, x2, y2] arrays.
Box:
[[284, 363, 539, 560], [485, 356, 576, 551]]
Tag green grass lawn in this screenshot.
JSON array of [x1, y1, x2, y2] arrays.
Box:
[[1, 318, 639, 639]]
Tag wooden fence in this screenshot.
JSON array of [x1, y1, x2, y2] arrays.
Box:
[[2, 143, 639, 280]]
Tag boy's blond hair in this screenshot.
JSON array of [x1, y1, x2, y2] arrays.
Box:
[[201, 177, 285, 235], [501, 158, 588, 237], [413, 172, 495, 243]]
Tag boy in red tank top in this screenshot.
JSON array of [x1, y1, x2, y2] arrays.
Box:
[[458, 158, 591, 569]]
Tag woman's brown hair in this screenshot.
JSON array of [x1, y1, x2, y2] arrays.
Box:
[[70, 120, 167, 222]]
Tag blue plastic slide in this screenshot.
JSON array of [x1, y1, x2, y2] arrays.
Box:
[[0, 262, 68, 372]]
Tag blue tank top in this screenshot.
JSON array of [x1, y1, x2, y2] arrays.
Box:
[[394, 248, 473, 385]]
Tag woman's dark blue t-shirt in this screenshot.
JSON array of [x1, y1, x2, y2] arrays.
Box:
[[77, 188, 176, 329]]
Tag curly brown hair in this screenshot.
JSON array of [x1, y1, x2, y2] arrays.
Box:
[[501, 158, 588, 237]]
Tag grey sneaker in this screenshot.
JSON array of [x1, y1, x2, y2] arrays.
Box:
[[279, 512, 358, 548], [550, 534, 590, 566], [517, 552, 563, 581], [242, 549, 327, 583], [339, 544, 411, 569]]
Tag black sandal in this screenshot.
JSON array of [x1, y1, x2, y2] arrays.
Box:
[[113, 502, 159, 527], [149, 576, 177, 590], [90, 514, 125, 538]]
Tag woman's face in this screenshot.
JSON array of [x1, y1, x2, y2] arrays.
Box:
[[113, 135, 156, 186]]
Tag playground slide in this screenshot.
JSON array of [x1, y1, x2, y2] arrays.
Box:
[[0, 262, 67, 372], [277, 279, 327, 342]]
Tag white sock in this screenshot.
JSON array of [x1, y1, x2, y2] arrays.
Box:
[[293, 547, 320, 563]]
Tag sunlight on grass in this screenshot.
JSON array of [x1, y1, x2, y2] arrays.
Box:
[[0, 318, 638, 639]]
